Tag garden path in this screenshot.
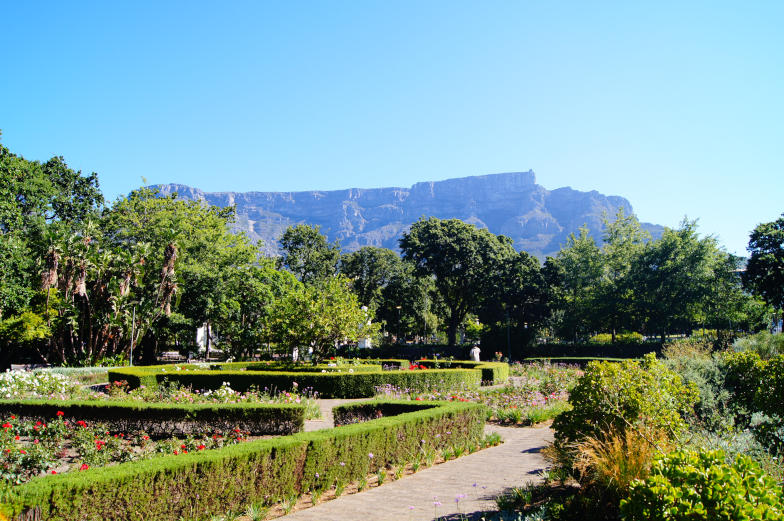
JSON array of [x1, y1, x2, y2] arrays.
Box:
[[281, 423, 553, 521]]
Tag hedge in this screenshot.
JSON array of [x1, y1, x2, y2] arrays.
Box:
[[210, 361, 382, 373], [415, 360, 509, 384], [108, 366, 483, 398], [0, 400, 304, 437], [2, 400, 486, 521]]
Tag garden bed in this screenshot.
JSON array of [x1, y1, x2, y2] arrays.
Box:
[[1, 400, 486, 521]]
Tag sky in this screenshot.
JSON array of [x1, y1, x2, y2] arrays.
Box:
[[1, 1, 781, 256]]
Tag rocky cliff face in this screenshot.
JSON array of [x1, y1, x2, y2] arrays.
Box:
[[153, 171, 663, 259]]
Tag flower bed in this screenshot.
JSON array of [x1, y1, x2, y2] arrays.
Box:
[[375, 361, 581, 426], [1, 400, 486, 521], [0, 400, 305, 438]]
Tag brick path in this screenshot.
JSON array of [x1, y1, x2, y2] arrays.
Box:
[[281, 423, 553, 521]]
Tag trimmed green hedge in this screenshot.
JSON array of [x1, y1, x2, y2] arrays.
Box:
[[415, 360, 509, 384], [211, 362, 382, 373], [0, 400, 304, 437], [108, 366, 483, 398], [2, 400, 486, 521]]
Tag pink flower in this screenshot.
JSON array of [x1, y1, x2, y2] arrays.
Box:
[[80, 464, 89, 471]]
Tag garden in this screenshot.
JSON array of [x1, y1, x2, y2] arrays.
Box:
[[0, 359, 523, 520], [492, 331, 784, 521]]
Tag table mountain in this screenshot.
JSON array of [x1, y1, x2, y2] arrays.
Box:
[[153, 170, 663, 259]]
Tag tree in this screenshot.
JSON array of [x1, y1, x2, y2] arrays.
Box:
[[596, 209, 650, 341], [340, 246, 402, 310], [278, 224, 340, 284], [553, 226, 603, 341], [215, 260, 300, 360], [477, 250, 549, 358], [102, 187, 258, 363], [400, 217, 516, 346], [629, 220, 724, 341], [743, 214, 784, 326], [265, 275, 375, 362]]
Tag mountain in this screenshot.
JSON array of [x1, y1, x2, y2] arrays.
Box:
[[153, 171, 663, 259]]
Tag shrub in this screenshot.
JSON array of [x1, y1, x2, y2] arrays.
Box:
[[109, 365, 484, 398], [662, 349, 733, 431], [0, 400, 305, 437], [552, 354, 698, 448], [620, 449, 784, 520], [0, 371, 81, 399], [589, 332, 644, 344], [733, 331, 784, 360], [572, 427, 668, 500], [0, 401, 485, 520], [415, 360, 509, 384]]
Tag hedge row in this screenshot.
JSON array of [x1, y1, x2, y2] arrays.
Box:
[[108, 367, 483, 398], [211, 361, 383, 373], [415, 360, 509, 384], [0, 400, 304, 437], [3, 400, 486, 521]]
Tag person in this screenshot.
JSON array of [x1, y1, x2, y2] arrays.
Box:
[[469, 344, 481, 362]]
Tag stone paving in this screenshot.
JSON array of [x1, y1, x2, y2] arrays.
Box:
[[282, 423, 554, 521]]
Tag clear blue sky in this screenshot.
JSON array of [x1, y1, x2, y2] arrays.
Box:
[[2, 1, 781, 256]]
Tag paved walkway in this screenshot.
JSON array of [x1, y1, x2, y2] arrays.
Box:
[[281, 423, 553, 521]]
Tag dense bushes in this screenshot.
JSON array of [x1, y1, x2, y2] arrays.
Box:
[[109, 366, 483, 398], [589, 332, 644, 344], [621, 449, 784, 520], [1, 400, 485, 521], [552, 354, 698, 447], [0, 400, 304, 437]]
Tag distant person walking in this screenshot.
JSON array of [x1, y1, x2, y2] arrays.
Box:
[[469, 344, 481, 361]]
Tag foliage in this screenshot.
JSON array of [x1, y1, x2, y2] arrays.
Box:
[[264, 275, 376, 362], [0, 400, 304, 438], [552, 355, 698, 448], [277, 224, 340, 284], [1, 400, 485, 521], [628, 220, 727, 341], [620, 449, 784, 521], [733, 331, 784, 360], [743, 214, 784, 312], [590, 332, 644, 344], [573, 427, 666, 501], [109, 364, 483, 399], [400, 217, 517, 346]]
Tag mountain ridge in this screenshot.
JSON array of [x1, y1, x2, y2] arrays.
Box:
[[152, 170, 663, 259]]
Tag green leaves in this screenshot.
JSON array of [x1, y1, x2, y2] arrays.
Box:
[[621, 449, 784, 520], [743, 214, 784, 312]]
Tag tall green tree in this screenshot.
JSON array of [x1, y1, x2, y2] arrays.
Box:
[[553, 226, 603, 341], [629, 219, 724, 341], [265, 275, 375, 362], [743, 214, 784, 327], [340, 246, 402, 311], [278, 224, 340, 284], [400, 217, 515, 346], [597, 209, 650, 341], [478, 250, 550, 357]]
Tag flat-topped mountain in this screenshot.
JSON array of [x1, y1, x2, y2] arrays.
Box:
[[153, 171, 663, 259]]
